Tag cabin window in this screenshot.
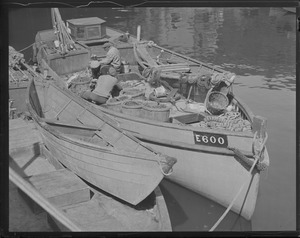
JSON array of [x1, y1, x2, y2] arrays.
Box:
[[77, 27, 85, 39], [87, 26, 100, 39]]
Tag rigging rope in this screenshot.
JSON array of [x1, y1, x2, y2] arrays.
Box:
[[17, 42, 35, 53]]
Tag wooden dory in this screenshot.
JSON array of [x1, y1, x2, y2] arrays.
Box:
[[9, 118, 172, 231], [26, 78, 176, 206], [33, 15, 269, 220]]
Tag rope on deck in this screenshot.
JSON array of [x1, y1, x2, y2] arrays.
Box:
[[9, 167, 82, 231]]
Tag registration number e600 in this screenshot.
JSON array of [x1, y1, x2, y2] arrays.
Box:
[[193, 131, 228, 148]]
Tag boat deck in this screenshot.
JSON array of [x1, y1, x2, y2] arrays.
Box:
[[9, 118, 171, 232]]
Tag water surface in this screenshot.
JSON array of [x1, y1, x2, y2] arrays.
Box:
[[9, 7, 296, 231]]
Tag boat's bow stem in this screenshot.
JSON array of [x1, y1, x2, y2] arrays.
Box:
[[209, 132, 268, 231], [209, 152, 260, 232], [228, 131, 268, 171]]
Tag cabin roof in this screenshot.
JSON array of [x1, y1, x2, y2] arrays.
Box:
[[67, 17, 106, 26]]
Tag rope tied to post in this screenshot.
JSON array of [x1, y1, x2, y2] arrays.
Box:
[[209, 131, 268, 232], [155, 153, 176, 176]]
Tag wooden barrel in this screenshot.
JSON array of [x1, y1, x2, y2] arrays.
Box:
[[121, 100, 143, 117]]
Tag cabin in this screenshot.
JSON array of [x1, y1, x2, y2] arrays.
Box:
[[67, 17, 107, 43], [33, 29, 90, 76]]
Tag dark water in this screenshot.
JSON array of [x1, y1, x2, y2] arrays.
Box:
[[8, 7, 296, 231]]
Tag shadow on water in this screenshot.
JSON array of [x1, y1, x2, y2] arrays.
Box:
[[160, 179, 252, 231]]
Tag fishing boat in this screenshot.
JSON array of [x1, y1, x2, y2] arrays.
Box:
[[32, 9, 269, 220], [9, 118, 173, 231], [9, 46, 34, 119], [26, 77, 176, 206]]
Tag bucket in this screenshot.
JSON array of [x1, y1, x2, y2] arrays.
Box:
[[141, 101, 171, 122], [205, 91, 229, 115], [121, 100, 143, 117], [105, 95, 130, 112]]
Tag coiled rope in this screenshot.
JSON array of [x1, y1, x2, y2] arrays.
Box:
[[200, 111, 252, 132]]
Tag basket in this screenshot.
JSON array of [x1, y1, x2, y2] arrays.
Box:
[[121, 100, 143, 117], [205, 91, 229, 115], [105, 95, 130, 112], [119, 88, 145, 100], [68, 76, 91, 95], [141, 101, 171, 122]]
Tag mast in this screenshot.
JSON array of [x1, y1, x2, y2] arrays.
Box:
[[51, 8, 76, 55]]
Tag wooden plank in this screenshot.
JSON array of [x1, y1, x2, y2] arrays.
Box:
[[17, 188, 44, 214], [154, 186, 172, 231], [50, 196, 126, 231], [40, 143, 65, 170], [94, 130, 140, 151], [10, 154, 57, 178], [10, 167, 81, 231], [171, 113, 200, 124], [25, 169, 90, 211], [9, 118, 33, 130], [9, 135, 42, 152], [9, 181, 53, 231], [9, 119, 42, 152]]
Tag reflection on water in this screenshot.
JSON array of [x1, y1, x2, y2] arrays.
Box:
[[108, 7, 296, 90], [8, 7, 296, 231], [10, 7, 296, 87]]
